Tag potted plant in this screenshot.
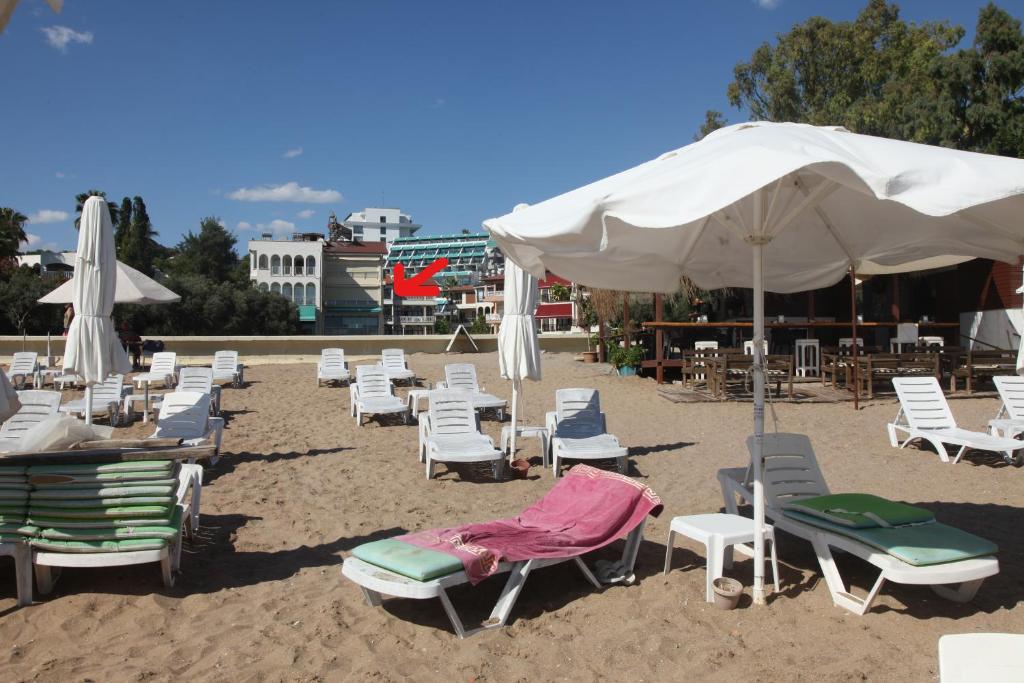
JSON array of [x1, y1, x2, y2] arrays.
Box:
[[608, 344, 643, 376], [582, 331, 599, 363]]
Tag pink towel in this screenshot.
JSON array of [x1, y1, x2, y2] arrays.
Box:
[[399, 464, 662, 584]]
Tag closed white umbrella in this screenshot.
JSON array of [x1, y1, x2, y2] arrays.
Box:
[[485, 121, 1024, 604], [498, 204, 542, 460], [0, 372, 19, 423], [63, 196, 132, 425], [39, 261, 180, 305]]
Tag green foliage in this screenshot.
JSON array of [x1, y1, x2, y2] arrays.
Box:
[[115, 197, 133, 248], [549, 283, 570, 302], [118, 196, 162, 276], [695, 110, 728, 141], [0, 207, 28, 262], [165, 217, 240, 283], [469, 315, 490, 335], [434, 317, 451, 334], [0, 266, 58, 334], [726, 1, 1023, 156], [607, 343, 643, 369]]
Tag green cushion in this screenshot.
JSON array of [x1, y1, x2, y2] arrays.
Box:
[[782, 493, 934, 529], [38, 508, 181, 542], [27, 516, 172, 529], [0, 466, 26, 476], [31, 485, 175, 500], [27, 505, 172, 519], [27, 461, 175, 476], [0, 524, 38, 537], [784, 511, 998, 566], [30, 537, 169, 553], [29, 473, 176, 486], [0, 491, 29, 502], [28, 496, 176, 508], [352, 539, 464, 582]]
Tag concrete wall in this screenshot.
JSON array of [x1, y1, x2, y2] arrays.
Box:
[[0, 333, 588, 365]]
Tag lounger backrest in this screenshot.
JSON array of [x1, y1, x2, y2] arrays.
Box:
[[149, 352, 177, 374], [745, 433, 830, 509], [0, 390, 62, 440], [177, 367, 214, 394], [89, 374, 124, 404], [356, 365, 393, 399], [6, 352, 37, 376], [443, 363, 480, 392], [994, 375, 1024, 421], [891, 376, 956, 430], [153, 391, 210, 438], [555, 388, 605, 438], [213, 350, 239, 373], [427, 390, 478, 435], [380, 348, 407, 370]]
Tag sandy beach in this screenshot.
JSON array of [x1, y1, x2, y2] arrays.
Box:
[[0, 351, 1020, 681]]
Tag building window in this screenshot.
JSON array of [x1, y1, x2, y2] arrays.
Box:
[[294, 255, 305, 274], [380, 236, 387, 243], [306, 283, 316, 305], [258, 282, 269, 292], [380, 216, 386, 223], [271, 255, 281, 275], [306, 256, 316, 275], [258, 254, 268, 270], [283, 283, 292, 301], [353, 227, 362, 236], [271, 282, 281, 295], [283, 255, 292, 276]]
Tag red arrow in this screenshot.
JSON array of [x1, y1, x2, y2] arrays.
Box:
[[394, 258, 448, 297]]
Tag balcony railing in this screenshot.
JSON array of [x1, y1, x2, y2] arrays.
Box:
[[324, 299, 379, 309], [485, 314, 502, 323], [397, 315, 435, 324]]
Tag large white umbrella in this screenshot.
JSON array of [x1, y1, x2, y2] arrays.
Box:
[[484, 121, 1024, 604], [498, 204, 542, 460], [63, 197, 132, 425], [39, 261, 180, 305]]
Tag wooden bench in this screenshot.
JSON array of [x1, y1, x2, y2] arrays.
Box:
[[950, 350, 1017, 394], [853, 353, 940, 399]]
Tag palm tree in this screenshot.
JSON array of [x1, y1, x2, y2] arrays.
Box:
[[0, 207, 28, 262], [74, 189, 119, 229]]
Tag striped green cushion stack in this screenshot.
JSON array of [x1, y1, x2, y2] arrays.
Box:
[[0, 466, 33, 543], [25, 461, 182, 554]]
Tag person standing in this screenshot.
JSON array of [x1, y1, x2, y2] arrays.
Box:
[[62, 304, 74, 335]]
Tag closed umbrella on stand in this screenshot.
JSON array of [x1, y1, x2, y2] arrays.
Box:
[[498, 204, 542, 465], [62, 196, 132, 425]]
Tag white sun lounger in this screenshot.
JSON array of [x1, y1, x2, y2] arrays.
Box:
[[718, 432, 999, 615], [341, 519, 646, 639], [175, 367, 221, 416], [939, 633, 1024, 682], [59, 374, 127, 426], [419, 390, 505, 480], [350, 365, 409, 426], [132, 352, 178, 425], [379, 348, 416, 385], [316, 348, 350, 386], [212, 350, 243, 387], [436, 363, 507, 420], [988, 375, 1024, 441], [888, 376, 1024, 464], [0, 390, 63, 451], [4, 352, 38, 389], [546, 388, 628, 476]]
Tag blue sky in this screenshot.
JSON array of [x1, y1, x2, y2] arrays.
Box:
[[0, 0, 1005, 252]]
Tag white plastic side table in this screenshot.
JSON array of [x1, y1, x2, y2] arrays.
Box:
[[500, 425, 550, 466], [663, 513, 779, 603]]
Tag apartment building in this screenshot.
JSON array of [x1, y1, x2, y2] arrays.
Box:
[[340, 207, 420, 246]]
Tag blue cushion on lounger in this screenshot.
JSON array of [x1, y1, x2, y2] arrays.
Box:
[[352, 539, 464, 581]]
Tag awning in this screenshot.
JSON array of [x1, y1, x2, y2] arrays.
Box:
[[298, 305, 318, 322], [534, 302, 572, 319]]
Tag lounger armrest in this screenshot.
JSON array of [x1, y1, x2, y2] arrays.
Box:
[[208, 417, 225, 453], [418, 413, 432, 452], [545, 411, 557, 436]]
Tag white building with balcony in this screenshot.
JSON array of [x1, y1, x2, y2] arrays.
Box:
[[248, 232, 324, 332], [340, 207, 421, 246]]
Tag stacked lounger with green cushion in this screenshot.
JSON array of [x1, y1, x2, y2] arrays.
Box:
[[782, 493, 998, 567], [0, 466, 36, 544], [25, 461, 182, 554]]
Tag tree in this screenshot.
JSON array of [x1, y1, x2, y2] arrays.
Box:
[[74, 190, 120, 229], [469, 315, 490, 335], [0, 266, 51, 334], [695, 110, 728, 141], [119, 196, 160, 275], [0, 207, 28, 262], [166, 216, 240, 282], [115, 196, 133, 248], [434, 317, 451, 334], [549, 282, 570, 302]]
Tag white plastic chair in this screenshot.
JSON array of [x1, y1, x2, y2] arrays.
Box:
[[890, 322, 919, 353], [419, 390, 504, 480], [379, 348, 416, 385], [743, 339, 769, 355], [59, 374, 127, 425], [212, 350, 243, 387], [133, 352, 178, 424], [794, 339, 820, 378], [316, 348, 350, 386], [546, 388, 627, 476], [350, 365, 409, 426], [0, 390, 62, 450], [889, 376, 1024, 464], [5, 352, 38, 389], [436, 363, 506, 419]]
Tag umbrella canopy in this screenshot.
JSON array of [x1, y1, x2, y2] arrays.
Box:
[[63, 197, 132, 394], [39, 261, 180, 305], [0, 372, 19, 423], [484, 121, 1024, 604]]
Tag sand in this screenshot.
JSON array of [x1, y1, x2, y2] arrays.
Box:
[[0, 352, 1021, 681]]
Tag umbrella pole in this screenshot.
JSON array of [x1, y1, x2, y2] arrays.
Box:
[[751, 194, 767, 606], [510, 379, 519, 461], [84, 385, 94, 426], [850, 268, 860, 410]]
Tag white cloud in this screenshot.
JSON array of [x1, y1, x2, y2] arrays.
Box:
[[297, 209, 315, 219], [27, 209, 69, 224], [283, 147, 303, 158], [430, 98, 446, 109], [236, 221, 253, 231], [41, 26, 94, 52], [257, 219, 296, 235], [754, 0, 779, 8], [228, 181, 342, 204], [21, 233, 61, 252], [55, 171, 65, 179]]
